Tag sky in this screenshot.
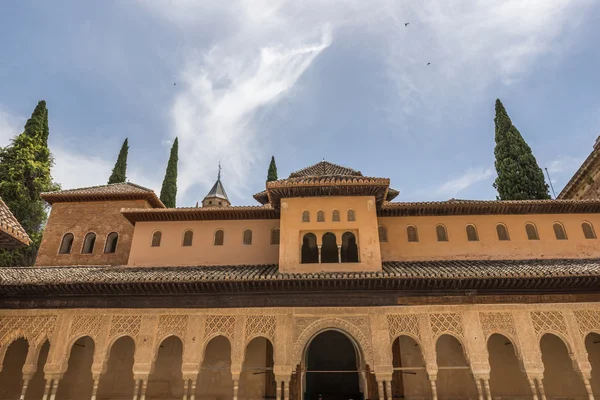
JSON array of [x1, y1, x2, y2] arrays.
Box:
[[1, 0, 599, 206]]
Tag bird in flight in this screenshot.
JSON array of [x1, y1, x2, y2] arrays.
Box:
[[426, 63, 431, 66], [405, 23, 410, 27], [174, 83, 176, 86]]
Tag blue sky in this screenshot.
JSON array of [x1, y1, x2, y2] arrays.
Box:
[[1, 0, 599, 206]]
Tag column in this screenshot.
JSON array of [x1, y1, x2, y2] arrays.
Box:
[[482, 378, 492, 400], [337, 246, 341, 263], [535, 377, 547, 400], [183, 379, 190, 400], [283, 379, 290, 400], [190, 378, 197, 400], [385, 380, 392, 400], [428, 375, 438, 400], [276, 380, 282, 400], [49, 377, 60, 400], [582, 375, 595, 400], [19, 375, 31, 400], [42, 378, 53, 400], [233, 377, 240, 400], [317, 246, 322, 263], [474, 378, 484, 400], [91, 376, 100, 400], [377, 379, 384, 400], [527, 378, 539, 400], [139, 379, 148, 400], [132, 379, 141, 400]]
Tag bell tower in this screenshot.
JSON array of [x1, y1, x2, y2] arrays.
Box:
[[202, 163, 230, 207]]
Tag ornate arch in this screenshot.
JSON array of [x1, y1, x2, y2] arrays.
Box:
[[292, 317, 373, 367]]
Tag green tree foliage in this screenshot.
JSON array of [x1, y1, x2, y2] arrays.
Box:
[[159, 138, 178, 208], [108, 138, 129, 184], [493, 99, 550, 200], [0, 100, 60, 266], [267, 155, 278, 181]]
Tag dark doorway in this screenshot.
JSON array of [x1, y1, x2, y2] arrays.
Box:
[[302, 234, 319, 264], [341, 232, 358, 263], [321, 233, 338, 263], [305, 331, 361, 400]]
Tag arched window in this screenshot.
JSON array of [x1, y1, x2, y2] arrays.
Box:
[[407, 226, 419, 242], [341, 232, 359, 263], [525, 223, 539, 240], [301, 233, 318, 263], [553, 223, 567, 240], [317, 210, 325, 222], [151, 231, 162, 247], [347, 209, 356, 222], [82, 232, 96, 254], [214, 229, 224, 246], [59, 233, 74, 254], [496, 224, 509, 241], [332, 210, 340, 222], [582, 222, 596, 239], [466, 224, 479, 241], [321, 232, 338, 263], [378, 226, 388, 242], [436, 225, 448, 242], [183, 230, 194, 246], [104, 232, 118, 253], [243, 229, 253, 245], [270, 228, 280, 245], [302, 211, 310, 223]]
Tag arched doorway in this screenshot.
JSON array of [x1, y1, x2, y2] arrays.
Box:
[[97, 336, 136, 399], [341, 232, 358, 263], [321, 233, 338, 263], [196, 336, 233, 400], [0, 338, 29, 399], [304, 330, 361, 400], [585, 332, 600, 397], [435, 335, 477, 400], [302, 234, 318, 264], [540, 333, 587, 399], [56, 336, 95, 400], [147, 336, 184, 399], [391, 336, 429, 399], [487, 334, 529, 398]]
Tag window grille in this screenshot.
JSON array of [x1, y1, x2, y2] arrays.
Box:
[[466, 225, 479, 241], [582, 222, 596, 239], [243, 229, 253, 245], [214, 230, 224, 246], [378, 226, 388, 242], [270, 228, 280, 245], [151, 231, 162, 247], [496, 224, 509, 241], [525, 223, 539, 240], [183, 230, 194, 246], [407, 226, 419, 242], [436, 225, 448, 242], [553, 223, 567, 240]]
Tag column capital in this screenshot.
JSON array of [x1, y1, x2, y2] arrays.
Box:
[[133, 373, 150, 382]]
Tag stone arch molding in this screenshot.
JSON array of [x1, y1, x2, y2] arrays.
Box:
[[292, 317, 374, 367]]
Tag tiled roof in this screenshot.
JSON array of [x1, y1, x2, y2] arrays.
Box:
[[0, 198, 31, 248], [41, 182, 165, 208], [121, 205, 277, 223], [558, 139, 600, 199], [1, 259, 599, 297], [379, 199, 600, 216], [204, 178, 229, 202], [288, 161, 363, 178]]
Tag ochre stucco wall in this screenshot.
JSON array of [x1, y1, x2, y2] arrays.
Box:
[[127, 220, 280, 267], [378, 213, 600, 261], [37, 200, 150, 266], [278, 196, 382, 273]]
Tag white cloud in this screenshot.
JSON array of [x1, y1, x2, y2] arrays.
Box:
[[0, 108, 24, 147], [547, 155, 584, 175], [435, 167, 494, 198]]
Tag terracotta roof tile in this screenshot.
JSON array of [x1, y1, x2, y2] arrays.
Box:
[[41, 182, 165, 208], [121, 204, 277, 223], [0, 198, 31, 248], [288, 161, 363, 178]]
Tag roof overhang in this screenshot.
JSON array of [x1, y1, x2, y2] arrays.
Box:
[[0, 230, 30, 249], [41, 191, 165, 208], [121, 206, 279, 223]]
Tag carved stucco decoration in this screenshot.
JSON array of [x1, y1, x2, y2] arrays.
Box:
[[204, 315, 236, 342], [69, 315, 105, 342], [291, 317, 374, 367], [387, 314, 421, 343], [245, 315, 277, 343], [0, 315, 57, 345], [530, 311, 568, 338], [157, 315, 189, 342], [574, 310, 600, 338], [479, 312, 517, 338], [429, 313, 464, 339], [108, 315, 142, 340]]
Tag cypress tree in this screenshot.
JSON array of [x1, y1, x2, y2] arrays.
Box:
[[493, 99, 550, 200], [0, 100, 59, 266], [159, 138, 178, 208], [108, 138, 129, 184], [267, 156, 278, 181]]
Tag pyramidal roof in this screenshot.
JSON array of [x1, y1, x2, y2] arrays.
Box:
[[288, 160, 363, 178], [41, 182, 165, 208], [204, 177, 229, 201]]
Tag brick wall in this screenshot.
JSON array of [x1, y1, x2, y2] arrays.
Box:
[[36, 199, 150, 266]]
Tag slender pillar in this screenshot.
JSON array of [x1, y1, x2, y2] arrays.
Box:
[[140, 379, 148, 400], [535, 378, 547, 400], [528, 379, 539, 400], [190, 378, 197, 400], [318, 246, 322, 264], [582, 376, 595, 400], [183, 379, 189, 400], [385, 380, 392, 400], [429, 377, 438, 400], [482, 378, 492, 400], [49, 378, 60, 400], [19, 378, 30, 400], [133, 379, 141, 400], [42, 379, 53, 400], [475, 378, 484, 400], [377, 380, 384, 400], [283, 380, 290, 400], [337, 246, 342, 263], [276, 380, 282, 400], [233, 378, 239, 400], [91, 377, 100, 400]]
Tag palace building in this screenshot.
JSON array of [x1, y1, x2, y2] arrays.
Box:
[[1, 158, 600, 400]]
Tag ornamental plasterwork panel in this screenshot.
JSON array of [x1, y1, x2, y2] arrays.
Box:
[[204, 315, 236, 340], [574, 310, 600, 338], [0, 315, 57, 344], [109, 315, 142, 339], [245, 315, 276, 342], [69, 315, 105, 341], [387, 314, 421, 342], [157, 315, 189, 341], [293, 317, 321, 341], [429, 313, 464, 338], [478, 312, 516, 337], [530, 311, 568, 338]]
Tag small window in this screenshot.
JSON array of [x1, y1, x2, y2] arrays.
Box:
[[82, 232, 96, 254], [553, 223, 567, 240], [582, 222, 596, 239], [378, 225, 388, 242], [243, 229, 253, 245], [466, 224, 479, 241], [183, 230, 193, 246], [214, 229, 224, 246], [151, 231, 162, 247], [407, 226, 419, 242], [59, 233, 74, 254], [317, 210, 325, 222], [496, 224, 509, 241], [270, 228, 280, 245], [347, 209, 356, 222], [525, 223, 539, 240], [332, 210, 340, 222], [104, 232, 119, 253], [436, 225, 448, 242], [302, 211, 310, 223]]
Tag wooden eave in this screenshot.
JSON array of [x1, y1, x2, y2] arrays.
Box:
[[41, 192, 165, 208], [121, 206, 279, 223], [379, 199, 600, 217], [0, 230, 30, 249]]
